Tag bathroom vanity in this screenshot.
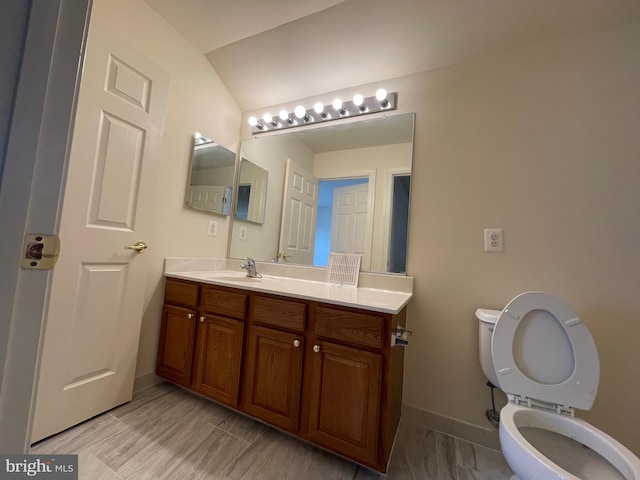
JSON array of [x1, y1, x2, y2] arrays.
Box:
[[156, 266, 412, 473]]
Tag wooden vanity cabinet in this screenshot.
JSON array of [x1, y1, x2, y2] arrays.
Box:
[[157, 279, 246, 407], [242, 325, 304, 431], [242, 294, 307, 432], [191, 285, 246, 407], [156, 281, 199, 386], [157, 278, 406, 473], [307, 305, 386, 467], [192, 313, 244, 406]]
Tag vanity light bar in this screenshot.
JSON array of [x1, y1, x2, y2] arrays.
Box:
[[248, 89, 397, 134]]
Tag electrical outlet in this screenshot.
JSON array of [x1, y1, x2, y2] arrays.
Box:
[[484, 228, 504, 252], [239, 226, 247, 241], [207, 220, 218, 237]]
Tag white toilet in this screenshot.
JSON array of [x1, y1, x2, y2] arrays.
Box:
[[477, 291, 640, 480]]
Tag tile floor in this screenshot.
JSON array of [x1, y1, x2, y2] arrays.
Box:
[[31, 382, 514, 480]]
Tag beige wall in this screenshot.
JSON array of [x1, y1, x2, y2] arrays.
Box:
[[402, 23, 640, 454], [242, 22, 640, 454], [86, 0, 241, 377]]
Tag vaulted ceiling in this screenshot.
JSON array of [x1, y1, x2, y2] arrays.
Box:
[[145, 0, 640, 111]]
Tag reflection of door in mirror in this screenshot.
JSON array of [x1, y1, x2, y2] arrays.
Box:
[[331, 182, 370, 269], [235, 159, 268, 224], [185, 134, 236, 215], [278, 159, 318, 264], [314, 178, 369, 268]]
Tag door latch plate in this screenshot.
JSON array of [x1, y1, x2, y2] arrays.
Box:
[[21, 234, 60, 270]]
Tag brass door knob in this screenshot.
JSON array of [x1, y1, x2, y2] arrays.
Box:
[[125, 241, 148, 253]]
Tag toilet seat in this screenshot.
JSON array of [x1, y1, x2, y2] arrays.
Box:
[[500, 402, 640, 480], [491, 291, 599, 413]]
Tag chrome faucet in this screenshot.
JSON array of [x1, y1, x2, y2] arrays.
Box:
[[240, 257, 262, 278]]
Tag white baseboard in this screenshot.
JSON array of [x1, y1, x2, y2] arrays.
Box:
[[402, 404, 501, 451], [133, 372, 163, 393]]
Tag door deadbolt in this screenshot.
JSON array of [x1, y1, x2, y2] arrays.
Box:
[[21, 234, 60, 270]]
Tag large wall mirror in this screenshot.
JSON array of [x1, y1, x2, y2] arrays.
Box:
[[229, 113, 414, 274], [185, 133, 236, 215]]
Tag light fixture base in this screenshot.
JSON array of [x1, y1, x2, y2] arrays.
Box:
[[250, 91, 397, 134]]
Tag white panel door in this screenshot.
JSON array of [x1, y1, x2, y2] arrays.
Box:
[[330, 183, 371, 270], [31, 26, 168, 442], [278, 159, 318, 264]]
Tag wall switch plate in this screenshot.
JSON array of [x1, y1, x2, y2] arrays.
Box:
[[207, 220, 218, 237], [484, 228, 504, 252], [239, 226, 247, 241]]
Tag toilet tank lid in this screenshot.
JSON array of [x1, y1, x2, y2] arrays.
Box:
[[476, 308, 501, 323]]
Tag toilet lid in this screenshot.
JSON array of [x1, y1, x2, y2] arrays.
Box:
[[491, 292, 600, 411]]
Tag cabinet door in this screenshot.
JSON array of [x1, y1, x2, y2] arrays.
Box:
[[192, 314, 244, 407], [156, 304, 197, 386], [308, 341, 382, 467], [243, 326, 304, 432]]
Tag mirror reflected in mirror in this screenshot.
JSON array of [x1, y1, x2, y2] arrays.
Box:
[[230, 113, 414, 274], [185, 133, 236, 215], [235, 158, 268, 224]]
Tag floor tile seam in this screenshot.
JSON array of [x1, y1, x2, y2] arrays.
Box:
[[110, 400, 209, 432], [207, 418, 265, 445], [85, 451, 125, 480], [114, 387, 177, 414], [107, 411, 129, 427], [296, 446, 345, 480], [59, 415, 133, 457], [107, 407, 169, 430], [195, 421, 257, 476], [110, 422, 220, 480]]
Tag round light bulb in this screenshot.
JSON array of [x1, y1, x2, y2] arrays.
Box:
[[376, 88, 387, 101], [279, 110, 289, 121], [353, 94, 364, 106], [314, 102, 324, 114], [294, 105, 306, 119], [263, 113, 273, 123], [332, 98, 343, 110], [248, 116, 258, 126]]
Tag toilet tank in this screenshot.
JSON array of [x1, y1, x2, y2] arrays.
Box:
[[476, 308, 501, 387]]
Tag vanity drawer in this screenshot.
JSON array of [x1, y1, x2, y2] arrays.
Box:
[[202, 286, 247, 320], [252, 295, 306, 332], [315, 306, 384, 349], [164, 279, 199, 307]]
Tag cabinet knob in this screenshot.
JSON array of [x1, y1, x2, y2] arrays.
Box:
[[199, 316, 206, 323], [313, 344, 321, 353], [187, 313, 194, 319], [293, 339, 301, 348]]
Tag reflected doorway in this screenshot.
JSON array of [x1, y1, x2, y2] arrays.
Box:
[[388, 174, 410, 273], [314, 177, 368, 266]]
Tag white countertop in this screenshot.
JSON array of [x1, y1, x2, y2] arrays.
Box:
[[165, 269, 412, 314]]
